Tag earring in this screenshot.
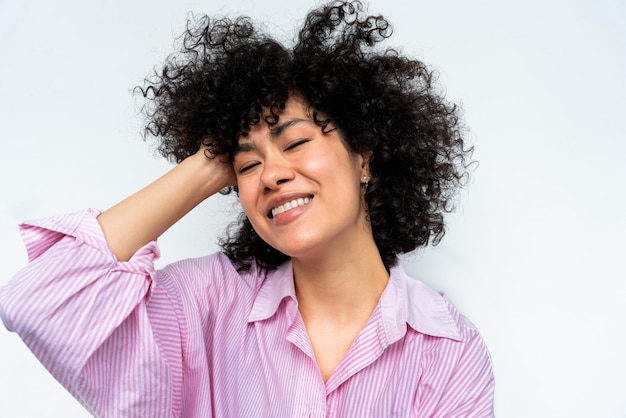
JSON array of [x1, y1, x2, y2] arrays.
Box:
[[362, 175, 369, 189]]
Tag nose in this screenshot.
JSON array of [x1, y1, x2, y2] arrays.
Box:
[[260, 153, 295, 190]]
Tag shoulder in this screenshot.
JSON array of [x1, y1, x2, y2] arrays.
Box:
[[397, 264, 488, 347], [398, 267, 495, 411], [160, 252, 252, 280], [440, 293, 482, 340], [156, 252, 267, 307], [408, 295, 495, 416]]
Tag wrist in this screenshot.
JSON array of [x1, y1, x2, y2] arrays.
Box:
[[180, 149, 236, 197]]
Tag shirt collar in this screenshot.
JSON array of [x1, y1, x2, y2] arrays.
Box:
[[248, 260, 296, 323], [381, 263, 462, 343], [248, 260, 462, 343]]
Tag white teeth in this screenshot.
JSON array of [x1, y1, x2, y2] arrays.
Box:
[[271, 197, 311, 217]]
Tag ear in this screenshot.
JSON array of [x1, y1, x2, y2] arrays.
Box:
[[358, 151, 373, 179]]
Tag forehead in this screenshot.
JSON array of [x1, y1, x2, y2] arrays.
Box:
[[237, 96, 315, 143]]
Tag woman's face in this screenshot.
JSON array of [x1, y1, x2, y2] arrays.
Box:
[[233, 96, 371, 261]]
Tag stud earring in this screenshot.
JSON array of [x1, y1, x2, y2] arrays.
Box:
[[362, 175, 369, 189]]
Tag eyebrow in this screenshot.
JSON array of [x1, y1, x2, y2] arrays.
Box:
[[269, 118, 310, 139], [234, 118, 312, 156]]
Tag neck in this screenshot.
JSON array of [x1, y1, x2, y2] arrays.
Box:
[[292, 240, 389, 323]]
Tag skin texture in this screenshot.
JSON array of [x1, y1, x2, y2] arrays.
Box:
[[234, 96, 369, 263], [97, 149, 235, 262]]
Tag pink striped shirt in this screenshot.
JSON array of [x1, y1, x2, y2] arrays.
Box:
[[0, 209, 494, 417]]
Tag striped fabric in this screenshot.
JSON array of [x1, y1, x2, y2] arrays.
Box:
[[0, 209, 495, 417]]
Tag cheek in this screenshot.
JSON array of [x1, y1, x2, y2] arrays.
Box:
[[300, 148, 347, 176], [236, 180, 257, 215], [312, 151, 360, 182]]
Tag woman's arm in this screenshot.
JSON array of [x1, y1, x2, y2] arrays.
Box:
[[0, 209, 184, 417], [97, 148, 236, 261], [0, 149, 236, 416]]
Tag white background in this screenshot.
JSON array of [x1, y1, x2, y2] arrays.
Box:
[[1, 0, 625, 417]]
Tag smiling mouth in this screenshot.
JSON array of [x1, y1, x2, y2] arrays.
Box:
[[269, 197, 313, 218]]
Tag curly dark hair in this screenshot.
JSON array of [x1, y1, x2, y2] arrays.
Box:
[[139, 0, 473, 272]]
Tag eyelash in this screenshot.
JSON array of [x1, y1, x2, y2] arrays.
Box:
[[285, 139, 309, 150], [238, 162, 259, 174], [237, 139, 309, 174]]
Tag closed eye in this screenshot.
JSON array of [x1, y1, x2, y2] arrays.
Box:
[[238, 161, 260, 174], [285, 139, 309, 151]]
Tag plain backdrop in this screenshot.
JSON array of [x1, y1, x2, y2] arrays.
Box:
[[1, 0, 625, 417]]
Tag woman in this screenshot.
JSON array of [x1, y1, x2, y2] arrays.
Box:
[[0, 1, 494, 416]]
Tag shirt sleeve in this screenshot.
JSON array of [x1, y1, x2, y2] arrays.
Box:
[[416, 314, 495, 418], [411, 292, 495, 418], [433, 329, 495, 417], [0, 209, 184, 418]]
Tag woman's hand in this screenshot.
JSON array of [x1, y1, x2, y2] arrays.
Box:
[[97, 146, 236, 261], [192, 145, 237, 191]]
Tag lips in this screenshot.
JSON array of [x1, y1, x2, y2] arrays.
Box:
[[267, 195, 313, 218]]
